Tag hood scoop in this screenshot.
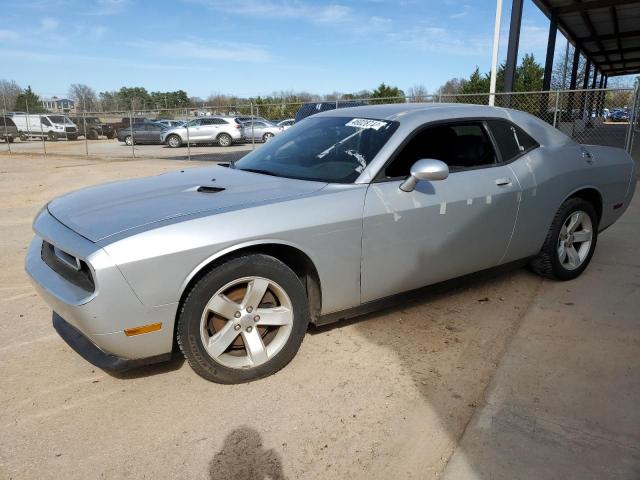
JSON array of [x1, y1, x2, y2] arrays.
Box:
[[196, 185, 225, 193]]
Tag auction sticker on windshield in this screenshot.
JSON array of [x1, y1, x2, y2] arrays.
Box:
[[345, 118, 388, 130]]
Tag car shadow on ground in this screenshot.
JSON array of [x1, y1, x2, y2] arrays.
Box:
[[105, 355, 186, 380], [208, 426, 285, 480], [310, 261, 543, 477]]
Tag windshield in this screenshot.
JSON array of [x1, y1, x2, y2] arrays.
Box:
[[48, 115, 73, 125], [233, 116, 398, 183]]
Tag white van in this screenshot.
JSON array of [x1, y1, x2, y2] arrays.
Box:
[[11, 114, 78, 141]]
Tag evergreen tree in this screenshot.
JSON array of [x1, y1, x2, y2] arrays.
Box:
[[13, 86, 46, 113]]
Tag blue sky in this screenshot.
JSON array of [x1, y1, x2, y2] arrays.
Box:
[[1, 0, 563, 99]]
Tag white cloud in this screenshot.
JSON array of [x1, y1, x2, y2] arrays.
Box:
[[40, 17, 60, 31], [450, 5, 472, 19], [0, 29, 19, 40], [386, 24, 490, 56], [131, 39, 273, 63]]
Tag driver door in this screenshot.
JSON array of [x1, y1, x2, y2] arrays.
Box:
[[360, 121, 521, 303]]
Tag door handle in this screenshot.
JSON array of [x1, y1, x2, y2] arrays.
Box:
[[582, 151, 594, 164], [495, 178, 512, 187]]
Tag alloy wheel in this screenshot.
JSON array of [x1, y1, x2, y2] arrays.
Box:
[[199, 276, 294, 369], [557, 210, 593, 270]]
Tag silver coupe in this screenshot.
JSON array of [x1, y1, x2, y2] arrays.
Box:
[[26, 104, 636, 383]]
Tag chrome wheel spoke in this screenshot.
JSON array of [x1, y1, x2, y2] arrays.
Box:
[[255, 306, 293, 326], [242, 328, 268, 365], [558, 243, 567, 263], [572, 230, 591, 243], [566, 212, 582, 233], [242, 278, 269, 310], [206, 320, 240, 358], [206, 294, 239, 320], [566, 245, 580, 267]]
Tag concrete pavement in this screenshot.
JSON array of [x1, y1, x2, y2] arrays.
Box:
[[442, 185, 640, 479]]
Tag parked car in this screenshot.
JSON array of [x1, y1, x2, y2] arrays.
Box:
[[11, 114, 78, 141], [26, 104, 635, 383], [277, 118, 295, 130], [116, 121, 167, 145], [0, 116, 18, 142], [155, 120, 185, 129], [69, 116, 115, 139], [162, 117, 242, 148], [108, 117, 149, 131], [235, 116, 270, 124], [609, 110, 629, 122], [242, 120, 283, 142]]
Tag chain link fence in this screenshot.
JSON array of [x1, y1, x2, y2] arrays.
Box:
[[2, 87, 638, 163]]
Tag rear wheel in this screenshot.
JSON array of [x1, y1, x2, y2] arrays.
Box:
[[263, 132, 274, 142], [217, 133, 232, 147], [47, 131, 57, 141], [88, 129, 99, 140], [530, 197, 598, 280], [167, 134, 182, 148], [177, 254, 309, 383], [19, 132, 27, 141], [124, 135, 134, 146]]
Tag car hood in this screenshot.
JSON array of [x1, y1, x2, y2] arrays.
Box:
[[47, 165, 327, 242]]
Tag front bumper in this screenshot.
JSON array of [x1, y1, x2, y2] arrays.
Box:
[[25, 208, 177, 364], [53, 313, 171, 371]]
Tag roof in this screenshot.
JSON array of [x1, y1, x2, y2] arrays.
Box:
[[533, 0, 640, 77]]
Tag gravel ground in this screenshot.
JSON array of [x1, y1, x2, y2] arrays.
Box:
[[0, 153, 544, 479]]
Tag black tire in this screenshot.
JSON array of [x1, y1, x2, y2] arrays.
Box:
[[177, 254, 310, 383], [107, 132, 115, 139], [19, 132, 28, 141], [124, 135, 134, 146], [7, 137, 14, 143], [263, 132, 274, 142], [217, 133, 232, 147], [48, 131, 57, 141], [167, 134, 182, 148], [88, 129, 99, 140], [530, 197, 598, 281]]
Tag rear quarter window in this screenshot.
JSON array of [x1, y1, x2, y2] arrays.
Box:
[[487, 119, 538, 162]]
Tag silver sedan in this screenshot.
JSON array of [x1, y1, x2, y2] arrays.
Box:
[[26, 104, 636, 383], [242, 120, 283, 142]]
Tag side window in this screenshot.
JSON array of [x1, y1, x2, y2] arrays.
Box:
[[213, 118, 228, 125], [41, 117, 52, 127], [384, 122, 497, 178], [487, 120, 538, 162]]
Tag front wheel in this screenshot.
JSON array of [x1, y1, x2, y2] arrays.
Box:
[[19, 132, 28, 141], [177, 254, 310, 383], [48, 131, 57, 141], [167, 134, 182, 148], [263, 132, 274, 142], [530, 197, 598, 280], [217, 133, 232, 147], [124, 135, 134, 146]]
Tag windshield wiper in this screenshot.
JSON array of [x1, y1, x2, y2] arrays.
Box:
[[238, 168, 279, 177]]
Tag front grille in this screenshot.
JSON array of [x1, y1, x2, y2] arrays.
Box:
[[41, 241, 95, 293], [65, 127, 77, 133]]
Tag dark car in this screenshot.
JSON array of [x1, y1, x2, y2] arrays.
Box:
[[0, 116, 18, 143], [609, 110, 629, 122], [117, 121, 167, 145], [69, 116, 115, 139], [294, 101, 366, 123]]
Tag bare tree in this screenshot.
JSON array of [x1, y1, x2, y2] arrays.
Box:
[[407, 84, 428, 102], [435, 78, 467, 96], [68, 84, 98, 111], [0, 79, 22, 112]]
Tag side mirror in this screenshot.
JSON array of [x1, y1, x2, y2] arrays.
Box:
[[399, 159, 449, 192]]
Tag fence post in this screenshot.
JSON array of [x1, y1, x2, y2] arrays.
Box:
[[552, 90, 560, 127], [25, 99, 32, 144], [625, 83, 640, 153], [186, 117, 191, 161], [1, 92, 10, 154], [250, 102, 255, 151], [82, 98, 89, 157], [38, 113, 47, 158], [129, 103, 135, 159]]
